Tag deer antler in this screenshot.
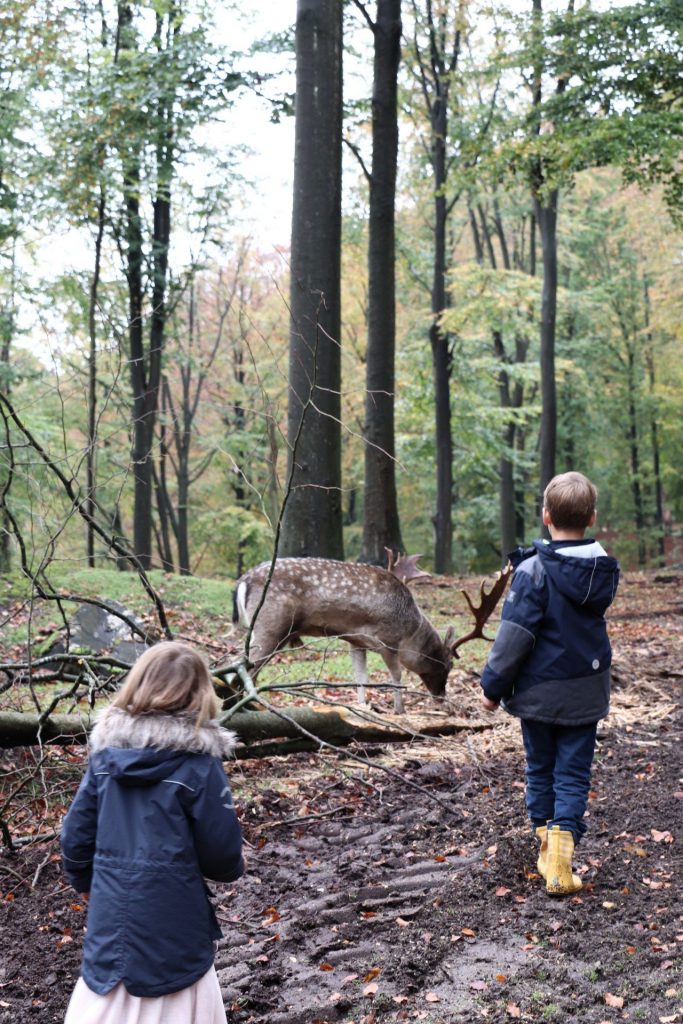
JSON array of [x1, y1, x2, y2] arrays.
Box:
[[385, 548, 432, 585], [450, 563, 513, 657]]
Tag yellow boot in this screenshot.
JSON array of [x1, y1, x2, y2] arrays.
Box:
[[546, 826, 582, 896], [535, 825, 548, 878]]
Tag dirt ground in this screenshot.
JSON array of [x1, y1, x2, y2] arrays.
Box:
[[1, 571, 682, 1024]]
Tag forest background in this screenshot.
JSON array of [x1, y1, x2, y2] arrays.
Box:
[[1, 0, 682, 593]]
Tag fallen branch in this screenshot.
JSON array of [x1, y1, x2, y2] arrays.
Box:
[[0, 706, 492, 752]]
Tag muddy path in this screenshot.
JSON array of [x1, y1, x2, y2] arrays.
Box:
[[1, 571, 682, 1023]]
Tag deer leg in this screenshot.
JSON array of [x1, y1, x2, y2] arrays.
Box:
[[379, 649, 404, 715], [349, 647, 369, 705]]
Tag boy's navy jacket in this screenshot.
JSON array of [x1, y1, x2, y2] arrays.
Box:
[[480, 538, 620, 724], [60, 709, 244, 997]]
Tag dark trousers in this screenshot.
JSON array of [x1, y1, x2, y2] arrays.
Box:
[[520, 719, 598, 844]]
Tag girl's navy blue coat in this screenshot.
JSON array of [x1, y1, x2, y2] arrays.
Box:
[[480, 538, 620, 725], [60, 709, 244, 997]]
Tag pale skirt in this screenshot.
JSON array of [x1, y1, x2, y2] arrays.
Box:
[[64, 966, 226, 1024]]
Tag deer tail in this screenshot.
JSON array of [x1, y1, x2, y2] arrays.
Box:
[[233, 579, 251, 626]]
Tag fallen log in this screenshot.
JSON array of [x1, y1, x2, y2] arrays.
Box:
[[0, 706, 492, 755]]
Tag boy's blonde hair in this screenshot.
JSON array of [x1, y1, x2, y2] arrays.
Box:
[[543, 471, 598, 531], [111, 641, 218, 724]]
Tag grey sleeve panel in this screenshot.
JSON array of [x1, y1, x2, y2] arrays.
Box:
[[487, 619, 536, 681], [504, 668, 611, 724], [515, 553, 545, 585]]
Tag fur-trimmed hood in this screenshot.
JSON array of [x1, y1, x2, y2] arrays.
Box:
[[89, 706, 237, 759]]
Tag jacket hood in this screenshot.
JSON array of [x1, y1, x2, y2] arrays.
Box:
[[98, 746, 191, 787], [532, 538, 619, 613], [89, 707, 237, 759]]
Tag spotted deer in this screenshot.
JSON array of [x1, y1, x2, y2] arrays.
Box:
[[233, 551, 511, 714]]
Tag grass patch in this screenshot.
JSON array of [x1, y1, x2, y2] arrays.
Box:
[[3, 566, 236, 621]]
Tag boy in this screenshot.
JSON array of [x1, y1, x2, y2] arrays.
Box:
[[480, 472, 620, 896]]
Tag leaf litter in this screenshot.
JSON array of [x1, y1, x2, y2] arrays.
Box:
[[1, 571, 682, 1023]]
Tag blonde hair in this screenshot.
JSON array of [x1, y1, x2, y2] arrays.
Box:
[[111, 641, 218, 724], [543, 471, 598, 531]]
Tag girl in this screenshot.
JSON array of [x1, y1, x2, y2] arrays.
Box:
[[61, 641, 244, 1024]]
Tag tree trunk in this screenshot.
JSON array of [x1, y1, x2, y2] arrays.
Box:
[[155, 383, 176, 572], [0, 240, 15, 574], [361, 0, 404, 564], [0, 707, 491, 753], [86, 187, 106, 568], [431, 99, 453, 574], [626, 345, 646, 566], [643, 280, 664, 561], [280, 0, 344, 559], [533, 193, 558, 498], [119, 4, 175, 571]]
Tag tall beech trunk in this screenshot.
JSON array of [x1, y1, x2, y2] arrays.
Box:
[[410, 1, 462, 574], [361, 0, 404, 564], [280, 0, 344, 559], [119, 4, 175, 570], [530, 0, 566, 513]]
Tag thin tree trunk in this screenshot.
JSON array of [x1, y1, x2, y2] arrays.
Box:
[[626, 344, 646, 566], [361, 0, 404, 564], [0, 240, 16, 573], [430, 94, 453, 574], [154, 383, 176, 572], [643, 280, 664, 561], [86, 188, 106, 567], [280, 0, 344, 559], [533, 194, 558, 498]]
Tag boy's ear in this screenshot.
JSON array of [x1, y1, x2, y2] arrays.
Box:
[[542, 506, 552, 527], [588, 510, 597, 528]]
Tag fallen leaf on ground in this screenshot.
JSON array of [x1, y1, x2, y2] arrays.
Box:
[[363, 967, 381, 983], [363, 982, 378, 997], [495, 886, 511, 897], [470, 980, 487, 991], [507, 1004, 521, 1019], [319, 962, 334, 971], [604, 993, 624, 1008], [425, 992, 440, 1002], [462, 927, 476, 937], [651, 829, 673, 843]]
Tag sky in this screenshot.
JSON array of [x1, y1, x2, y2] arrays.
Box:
[[223, 5, 297, 250]]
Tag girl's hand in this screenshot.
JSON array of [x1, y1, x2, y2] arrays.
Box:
[[481, 696, 499, 713]]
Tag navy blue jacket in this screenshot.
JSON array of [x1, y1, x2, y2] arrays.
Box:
[[480, 538, 620, 725], [60, 710, 244, 997]]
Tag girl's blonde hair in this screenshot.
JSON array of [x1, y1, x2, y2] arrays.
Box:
[[111, 641, 218, 724]]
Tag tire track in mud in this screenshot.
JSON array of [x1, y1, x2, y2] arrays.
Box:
[[215, 789, 521, 1023]]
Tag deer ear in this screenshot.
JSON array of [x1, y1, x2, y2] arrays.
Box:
[[443, 625, 456, 651]]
